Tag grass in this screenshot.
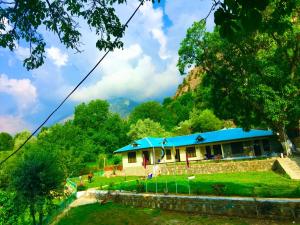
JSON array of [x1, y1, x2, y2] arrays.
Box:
[[71, 175, 139, 190], [57, 202, 298, 225], [111, 171, 300, 198]]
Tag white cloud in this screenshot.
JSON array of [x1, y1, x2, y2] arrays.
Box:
[[139, 2, 170, 59], [0, 74, 37, 111], [71, 44, 182, 102], [14, 46, 30, 61], [0, 115, 31, 134], [46, 47, 68, 67], [165, 0, 215, 53]]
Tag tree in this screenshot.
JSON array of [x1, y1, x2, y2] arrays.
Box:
[[1, 0, 290, 70], [11, 144, 64, 225], [0, 132, 13, 151], [74, 100, 110, 131], [13, 130, 36, 150], [74, 100, 130, 156], [0, 191, 25, 225], [0, 0, 129, 70], [163, 92, 195, 125], [129, 101, 174, 129], [214, 0, 297, 40], [38, 122, 86, 177], [127, 118, 170, 140], [178, 4, 300, 152], [173, 119, 193, 136], [189, 109, 223, 133]]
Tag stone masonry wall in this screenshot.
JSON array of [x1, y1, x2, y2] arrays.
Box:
[[95, 191, 300, 220], [118, 159, 277, 176], [160, 158, 277, 175]]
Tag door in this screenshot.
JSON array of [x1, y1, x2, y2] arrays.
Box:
[[175, 149, 180, 162], [142, 151, 150, 164]]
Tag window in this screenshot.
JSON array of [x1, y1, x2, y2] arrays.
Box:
[[166, 149, 172, 160], [213, 145, 222, 155], [205, 146, 212, 155], [128, 152, 136, 163], [186, 146, 196, 158], [231, 142, 244, 155], [263, 140, 270, 152]]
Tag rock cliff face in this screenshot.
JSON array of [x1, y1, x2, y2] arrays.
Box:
[[174, 67, 203, 98]]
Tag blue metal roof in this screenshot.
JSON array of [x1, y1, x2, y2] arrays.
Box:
[[114, 128, 274, 153]]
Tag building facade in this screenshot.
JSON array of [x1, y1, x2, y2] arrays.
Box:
[[114, 128, 283, 176]]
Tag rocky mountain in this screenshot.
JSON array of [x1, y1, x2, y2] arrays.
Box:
[[108, 97, 139, 118], [174, 67, 204, 99]]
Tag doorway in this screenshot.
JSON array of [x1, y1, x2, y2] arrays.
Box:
[[253, 141, 262, 156], [142, 151, 150, 164], [175, 149, 180, 162]]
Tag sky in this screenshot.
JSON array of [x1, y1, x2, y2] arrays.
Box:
[[0, 0, 215, 134]]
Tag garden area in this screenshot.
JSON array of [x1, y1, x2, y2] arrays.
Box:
[[72, 171, 300, 198], [57, 202, 298, 225]]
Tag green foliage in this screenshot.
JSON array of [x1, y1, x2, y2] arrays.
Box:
[[37, 99, 130, 176], [178, 5, 300, 145], [129, 101, 174, 129], [0, 132, 13, 151], [73, 100, 130, 156], [74, 100, 110, 130], [0, 0, 127, 70], [111, 155, 122, 165], [11, 144, 64, 225], [163, 92, 195, 126], [128, 119, 170, 140], [177, 20, 206, 74], [13, 130, 36, 150], [214, 0, 296, 40], [38, 123, 85, 177], [189, 109, 223, 133], [0, 191, 24, 225], [173, 108, 224, 135], [173, 119, 193, 136], [97, 154, 106, 170]]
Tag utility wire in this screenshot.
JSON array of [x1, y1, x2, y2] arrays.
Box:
[[0, 0, 145, 167]]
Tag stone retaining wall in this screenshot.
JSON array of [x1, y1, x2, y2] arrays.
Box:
[[161, 158, 277, 175], [120, 158, 277, 176], [95, 191, 300, 220]]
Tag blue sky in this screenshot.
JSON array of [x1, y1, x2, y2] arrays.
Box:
[[0, 0, 215, 134]]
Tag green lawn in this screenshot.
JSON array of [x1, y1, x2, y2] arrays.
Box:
[[57, 203, 298, 225], [111, 171, 300, 198], [71, 171, 300, 198], [71, 175, 138, 190]]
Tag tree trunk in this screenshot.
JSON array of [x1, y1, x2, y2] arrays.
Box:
[[38, 210, 44, 225], [278, 127, 292, 156], [29, 204, 36, 225]]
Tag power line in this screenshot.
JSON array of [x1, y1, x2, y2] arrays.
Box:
[[0, 0, 145, 167]]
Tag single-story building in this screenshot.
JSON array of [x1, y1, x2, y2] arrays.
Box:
[[114, 128, 283, 176]]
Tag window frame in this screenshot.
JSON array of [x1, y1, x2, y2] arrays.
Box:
[[128, 151, 137, 163], [166, 149, 172, 160], [186, 146, 196, 158]]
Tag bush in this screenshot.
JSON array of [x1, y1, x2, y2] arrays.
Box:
[[136, 180, 145, 193], [77, 184, 87, 191], [212, 184, 226, 196]]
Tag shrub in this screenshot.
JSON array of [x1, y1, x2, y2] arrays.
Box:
[[136, 180, 145, 193], [212, 184, 226, 196]]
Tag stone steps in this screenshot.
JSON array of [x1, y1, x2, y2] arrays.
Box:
[[277, 157, 300, 180]]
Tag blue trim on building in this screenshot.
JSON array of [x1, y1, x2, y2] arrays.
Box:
[[114, 128, 274, 153]]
